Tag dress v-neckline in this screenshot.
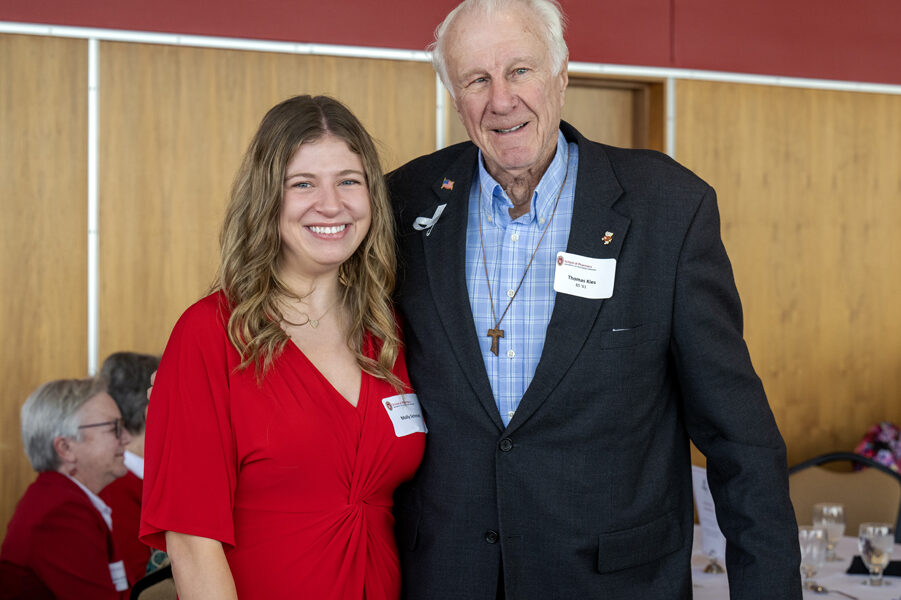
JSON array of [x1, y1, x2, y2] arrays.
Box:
[[285, 338, 366, 410]]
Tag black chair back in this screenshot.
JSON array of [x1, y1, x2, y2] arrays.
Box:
[[789, 452, 901, 543], [129, 564, 175, 600]]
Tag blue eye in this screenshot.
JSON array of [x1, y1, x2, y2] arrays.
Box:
[[340, 179, 362, 186], [292, 181, 312, 189]]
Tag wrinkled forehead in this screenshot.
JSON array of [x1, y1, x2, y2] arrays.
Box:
[[446, 6, 549, 69]]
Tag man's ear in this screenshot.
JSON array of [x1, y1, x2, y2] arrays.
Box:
[[452, 94, 464, 120], [53, 435, 76, 464], [559, 56, 569, 96]]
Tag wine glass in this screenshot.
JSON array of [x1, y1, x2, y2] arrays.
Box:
[[798, 526, 827, 591], [813, 502, 845, 561], [858, 523, 894, 586]]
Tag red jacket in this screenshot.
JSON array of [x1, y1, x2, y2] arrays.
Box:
[[0, 471, 129, 600], [100, 470, 149, 584]]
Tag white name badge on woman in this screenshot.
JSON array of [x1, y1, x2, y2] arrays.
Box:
[[382, 394, 428, 437]]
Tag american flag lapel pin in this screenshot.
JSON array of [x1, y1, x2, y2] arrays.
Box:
[[441, 178, 454, 190], [602, 231, 614, 245]]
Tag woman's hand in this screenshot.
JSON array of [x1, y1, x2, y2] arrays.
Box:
[[147, 370, 156, 401], [165, 531, 237, 599]]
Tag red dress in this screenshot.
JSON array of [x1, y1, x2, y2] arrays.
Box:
[[140, 293, 425, 600]]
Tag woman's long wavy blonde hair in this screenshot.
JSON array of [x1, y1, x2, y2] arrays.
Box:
[[216, 95, 402, 390]]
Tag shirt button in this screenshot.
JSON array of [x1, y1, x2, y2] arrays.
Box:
[[498, 438, 513, 452], [485, 530, 499, 544], [507, 410, 515, 420], [506, 289, 515, 298], [507, 349, 515, 358], [511, 233, 519, 242], [539, 217, 546, 225], [487, 215, 493, 223]]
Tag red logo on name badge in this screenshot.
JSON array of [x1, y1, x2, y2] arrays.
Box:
[[385, 401, 393, 411], [557, 255, 564, 266]]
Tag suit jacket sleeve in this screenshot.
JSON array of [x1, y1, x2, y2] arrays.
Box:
[[671, 186, 801, 598]]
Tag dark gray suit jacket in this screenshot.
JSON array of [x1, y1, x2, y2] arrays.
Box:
[[388, 121, 801, 599]]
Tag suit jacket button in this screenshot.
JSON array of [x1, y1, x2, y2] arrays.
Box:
[[485, 530, 499, 544], [498, 438, 513, 452]]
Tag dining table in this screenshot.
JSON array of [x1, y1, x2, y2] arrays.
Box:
[[690, 527, 901, 599]]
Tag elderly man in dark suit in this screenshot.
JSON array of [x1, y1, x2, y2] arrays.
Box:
[[388, 0, 801, 598]]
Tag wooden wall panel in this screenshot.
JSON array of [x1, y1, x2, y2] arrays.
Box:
[[98, 43, 436, 359], [676, 80, 901, 466], [564, 83, 638, 148], [0, 34, 88, 538], [564, 78, 666, 151]]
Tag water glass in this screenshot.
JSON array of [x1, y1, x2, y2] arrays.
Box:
[[798, 526, 827, 590], [858, 522, 894, 586], [813, 502, 845, 561]]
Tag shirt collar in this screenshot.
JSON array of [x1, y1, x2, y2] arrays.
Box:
[[477, 130, 569, 226], [124, 450, 144, 479], [65, 473, 113, 530]]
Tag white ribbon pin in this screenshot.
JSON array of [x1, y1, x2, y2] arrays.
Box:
[[412, 203, 446, 237]]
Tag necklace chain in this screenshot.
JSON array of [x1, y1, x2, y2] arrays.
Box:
[[307, 297, 339, 328], [478, 162, 569, 356], [282, 296, 340, 329]]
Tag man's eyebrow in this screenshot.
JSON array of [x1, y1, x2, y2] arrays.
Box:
[[506, 56, 536, 66], [458, 56, 537, 80], [456, 67, 487, 82]]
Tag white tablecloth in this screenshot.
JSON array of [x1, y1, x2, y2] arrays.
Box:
[[691, 529, 901, 599]]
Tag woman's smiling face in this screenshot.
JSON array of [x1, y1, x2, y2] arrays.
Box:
[[278, 134, 372, 280]]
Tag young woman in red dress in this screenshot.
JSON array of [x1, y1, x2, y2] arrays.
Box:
[[140, 95, 427, 600]]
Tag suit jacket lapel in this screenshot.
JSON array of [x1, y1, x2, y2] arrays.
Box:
[[506, 124, 631, 433], [418, 146, 505, 430]]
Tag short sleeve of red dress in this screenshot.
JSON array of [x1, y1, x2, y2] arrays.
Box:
[[140, 293, 238, 551]]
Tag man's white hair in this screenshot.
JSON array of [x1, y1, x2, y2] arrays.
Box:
[[21, 377, 107, 472], [428, 0, 569, 99]]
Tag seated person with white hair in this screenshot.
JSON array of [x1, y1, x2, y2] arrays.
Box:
[[0, 378, 132, 600]]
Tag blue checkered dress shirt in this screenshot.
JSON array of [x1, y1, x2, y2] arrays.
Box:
[[465, 131, 579, 427]]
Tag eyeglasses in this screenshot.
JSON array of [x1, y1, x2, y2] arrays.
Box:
[[78, 418, 124, 439]]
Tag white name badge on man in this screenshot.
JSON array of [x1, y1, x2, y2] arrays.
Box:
[[553, 252, 616, 299], [108, 560, 128, 591], [382, 394, 428, 437]]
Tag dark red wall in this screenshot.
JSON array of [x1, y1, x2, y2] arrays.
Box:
[[2, 0, 900, 85], [672, 0, 901, 85]]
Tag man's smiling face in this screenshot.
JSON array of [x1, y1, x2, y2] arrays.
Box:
[[445, 3, 567, 185]]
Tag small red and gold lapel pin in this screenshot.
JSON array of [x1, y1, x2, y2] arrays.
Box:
[[602, 231, 614, 245], [441, 178, 454, 190]]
